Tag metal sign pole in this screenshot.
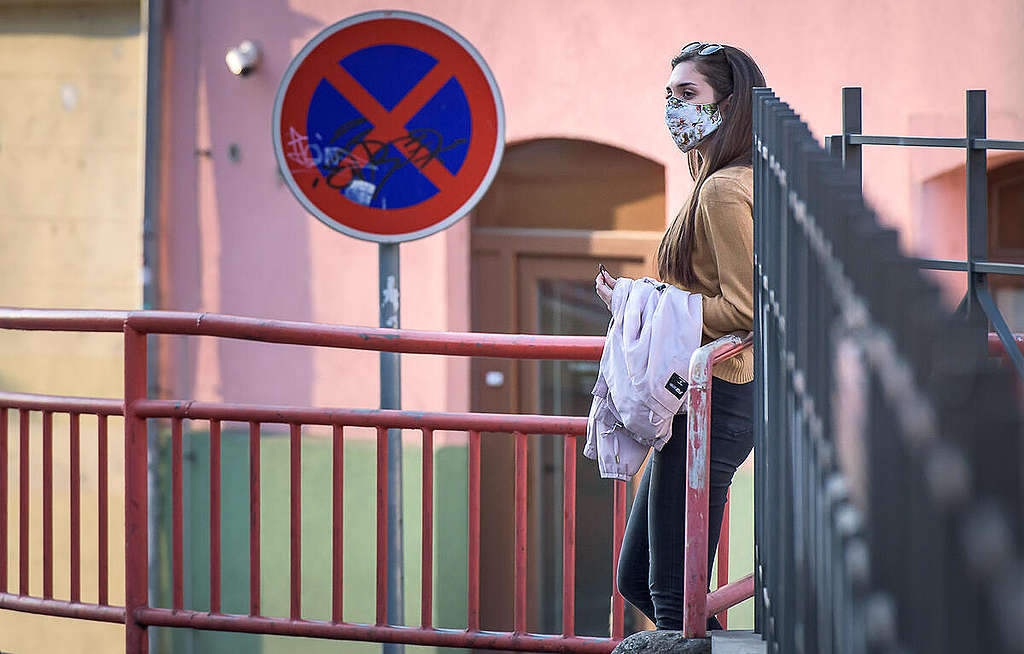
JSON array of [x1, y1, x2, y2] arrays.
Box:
[[379, 242, 404, 653]]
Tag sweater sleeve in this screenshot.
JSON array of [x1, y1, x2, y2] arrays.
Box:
[[697, 177, 754, 339]]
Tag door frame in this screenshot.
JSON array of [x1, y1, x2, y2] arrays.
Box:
[[470, 226, 661, 635]]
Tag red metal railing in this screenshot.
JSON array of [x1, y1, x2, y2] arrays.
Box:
[[0, 308, 756, 652], [683, 333, 756, 637], [0, 392, 124, 624]]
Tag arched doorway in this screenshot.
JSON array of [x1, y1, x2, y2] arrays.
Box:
[[470, 138, 665, 639]]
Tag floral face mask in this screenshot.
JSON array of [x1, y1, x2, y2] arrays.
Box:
[[665, 95, 722, 153]]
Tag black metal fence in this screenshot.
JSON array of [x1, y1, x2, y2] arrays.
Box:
[[753, 87, 1024, 654]]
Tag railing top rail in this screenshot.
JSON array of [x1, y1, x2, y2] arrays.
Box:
[[0, 308, 604, 360], [690, 332, 753, 386], [0, 308, 128, 332], [0, 309, 757, 364], [0, 391, 123, 415]]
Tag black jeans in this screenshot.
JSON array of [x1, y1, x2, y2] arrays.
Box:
[[616, 377, 754, 632]]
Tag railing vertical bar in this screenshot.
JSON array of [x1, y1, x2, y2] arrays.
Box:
[[69, 411, 81, 603], [611, 480, 626, 639], [290, 422, 302, 621], [171, 418, 183, 610], [331, 424, 343, 623], [684, 377, 712, 638], [467, 429, 480, 632], [0, 407, 7, 593], [249, 421, 260, 616], [375, 426, 388, 626], [209, 419, 221, 614], [97, 414, 109, 605], [513, 430, 527, 633], [716, 490, 730, 628], [561, 433, 576, 637], [421, 428, 433, 629], [18, 408, 28, 596], [41, 410, 53, 599], [124, 325, 149, 653]]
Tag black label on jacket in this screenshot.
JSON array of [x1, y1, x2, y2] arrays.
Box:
[[665, 372, 688, 399]]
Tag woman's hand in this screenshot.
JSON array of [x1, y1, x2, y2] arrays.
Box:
[[595, 269, 616, 310]]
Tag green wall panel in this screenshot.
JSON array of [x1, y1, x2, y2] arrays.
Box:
[[152, 426, 469, 654]]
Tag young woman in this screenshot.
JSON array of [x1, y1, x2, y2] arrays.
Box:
[[595, 41, 766, 632]]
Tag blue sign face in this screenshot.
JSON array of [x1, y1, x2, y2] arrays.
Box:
[[305, 44, 472, 210]]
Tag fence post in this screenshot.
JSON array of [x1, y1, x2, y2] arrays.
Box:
[[752, 87, 770, 638], [824, 135, 843, 159], [841, 87, 862, 190], [124, 325, 149, 654], [964, 90, 990, 358]]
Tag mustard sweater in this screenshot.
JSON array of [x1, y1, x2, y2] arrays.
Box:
[[670, 164, 754, 384]]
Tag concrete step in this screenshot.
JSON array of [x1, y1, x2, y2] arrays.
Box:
[[712, 630, 766, 654]]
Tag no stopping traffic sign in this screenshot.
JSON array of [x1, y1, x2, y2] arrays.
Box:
[[273, 11, 505, 243]]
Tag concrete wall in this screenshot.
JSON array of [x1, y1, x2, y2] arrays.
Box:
[[0, 1, 142, 397], [0, 3, 141, 652]]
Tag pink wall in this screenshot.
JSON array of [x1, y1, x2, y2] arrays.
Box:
[[159, 0, 1024, 409]]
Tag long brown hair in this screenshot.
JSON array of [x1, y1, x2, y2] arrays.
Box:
[[656, 44, 766, 288]]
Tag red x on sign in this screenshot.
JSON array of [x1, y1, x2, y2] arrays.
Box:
[[319, 56, 458, 192]]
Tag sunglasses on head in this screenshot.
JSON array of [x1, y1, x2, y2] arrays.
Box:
[[679, 41, 724, 57]]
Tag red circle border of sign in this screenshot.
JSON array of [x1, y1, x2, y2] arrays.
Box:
[[273, 11, 505, 243]]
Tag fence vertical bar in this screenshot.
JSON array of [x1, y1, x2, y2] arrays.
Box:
[[209, 419, 221, 613], [331, 424, 342, 623], [965, 89, 989, 353], [841, 87, 862, 189], [98, 414, 109, 605], [752, 88, 766, 637], [513, 431, 527, 634], [70, 411, 81, 602], [290, 422, 302, 621], [375, 425, 388, 626], [420, 428, 433, 629], [250, 421, 261, 617], [467, 429, 480, 632], [171, 418, 183, 610], [561, 433, 576, 637], [611, 480, 626, 639], [42, 411, 53, 599], [716, 490, 730, 628], [0, 407, 7, 593], [825, 135, 842, 159], [18, 409, 28, 596], [124, 325, 149, 653]]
